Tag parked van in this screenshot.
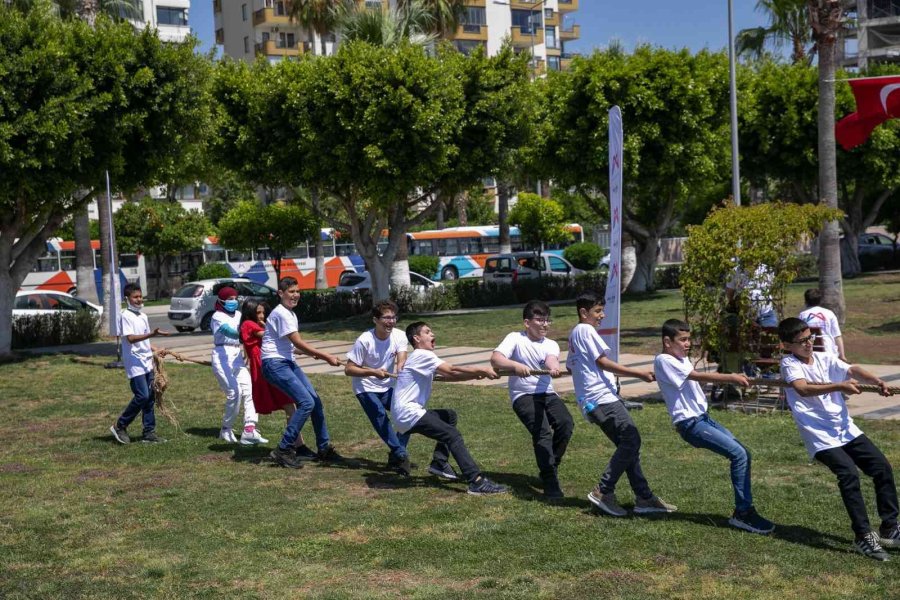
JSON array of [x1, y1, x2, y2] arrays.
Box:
[[482, 252, 583, 284]]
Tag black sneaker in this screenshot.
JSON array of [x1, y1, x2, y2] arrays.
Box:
[[270, 447, 304, 469], [729, 507, 775, 534], [542, 476, 565, 499], [316, 445, 346, 463], [395, 457, 413, 477], [855, 531, 890, 561], [879, 523, 900, 548], [427, 462, 459, 481], [141, 431, 167, 444], [467, 476, 509, 496], [622, 400, 644, 410], [110, 425, 130, 445], [293, 444, 318, 461]]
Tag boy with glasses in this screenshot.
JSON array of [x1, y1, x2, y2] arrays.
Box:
[[491, 300, 573, 499], [345, 300, 411, 474], [778, 317, 896, 561]]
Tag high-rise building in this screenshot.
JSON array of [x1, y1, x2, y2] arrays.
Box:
[[140, 0, 193, 43], [842, 1, 900, 69], [214, 0, 334, 62]]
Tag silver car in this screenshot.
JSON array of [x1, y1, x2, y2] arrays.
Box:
[[167, 278, 278, 332], [482, 252, 583, 284]]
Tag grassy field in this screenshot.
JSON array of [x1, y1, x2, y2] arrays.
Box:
[[305, 272, 900, 364], [3, 355, 900, 598]]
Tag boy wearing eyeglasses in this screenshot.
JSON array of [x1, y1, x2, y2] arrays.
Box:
[[778, 317, 896, 561], [345, 300, 411, 474], [491, 300, 573, 499]]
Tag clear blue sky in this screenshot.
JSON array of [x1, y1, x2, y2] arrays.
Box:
[[189, 1, 765, 56]]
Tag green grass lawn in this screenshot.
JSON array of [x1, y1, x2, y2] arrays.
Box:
[[304, 272, 900, 364], [2, 356, 900, 598]]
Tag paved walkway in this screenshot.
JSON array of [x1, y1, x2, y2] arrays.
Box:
[[24, 334, 900, 421]]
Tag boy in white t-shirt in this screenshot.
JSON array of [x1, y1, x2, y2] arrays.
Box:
[[262, 277, 344, 469], [566, 292, 676, 517], [110, 284, 171, 444], [798, 288, 845, 360], [345, 300, 410, 474], [778, 317, 897, 561], [491, 300, 573, 499], [392, 321, 508, 495], [654, 319, 774, 534]]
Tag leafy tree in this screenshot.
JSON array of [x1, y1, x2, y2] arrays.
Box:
[[114, 199, 211, 298], [508, 193, 568, 275], [736, 0, 813, 64], [289, 0, 345, 55], [217, 201, 318, 284], [681, 202, 841, 366], [564, 242, 604, 271], [529, 46, 732, 292]]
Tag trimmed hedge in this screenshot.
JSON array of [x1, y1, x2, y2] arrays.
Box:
[[195, 262, 232, 280], [564, 242, 604, 271], [12, 310, 101, 349], [407, 256, 440, 280]]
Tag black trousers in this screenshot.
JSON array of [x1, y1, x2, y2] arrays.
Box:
[[408, 408, 480, 482], [512, 393, 574, 481], [815, 435, 899, 535]]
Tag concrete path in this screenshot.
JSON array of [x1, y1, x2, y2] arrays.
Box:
[[24, 335, 900, 421]]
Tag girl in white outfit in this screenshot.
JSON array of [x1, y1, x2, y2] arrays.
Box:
[[210, 286, 267, 445]]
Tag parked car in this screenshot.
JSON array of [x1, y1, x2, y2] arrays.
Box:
[[336, 271, 442, 296], [13, 290, 103, 319], [167, 278, 278, 332], [482, 252, 584, 284], [598, 252, 611, 270], [857, 232, 897, 271]]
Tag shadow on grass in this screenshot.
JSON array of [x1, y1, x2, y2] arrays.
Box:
[[184, 427, 223, 439], [868, 320, 900, 334], [362, 471, 467, 493], [484, 471, 594, 508]]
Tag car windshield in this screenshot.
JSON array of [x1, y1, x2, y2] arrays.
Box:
[[174, 284, 204, 298], [340, 274, 367, 287]]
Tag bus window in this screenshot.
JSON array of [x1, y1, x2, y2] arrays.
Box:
[[204, 249, 226, 263], [285, 246, 309, 259], [335, 243, 356, 257], [413, 240, 433, 256], [444, 238, 459, 256], [59, 250, 76, 271], [119, 254, 139, 268], [35, 251, 60, 272], [255, 248, 272, 261], [510, 235, 525, 252], [323, 242, 335, 258], [227, 250, 253, 262], [483, 239, 500, 254]]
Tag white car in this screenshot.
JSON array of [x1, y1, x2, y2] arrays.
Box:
[[13, 290, 104, 318], [167, 278, 279, 332], [336, 271, 442, 295]]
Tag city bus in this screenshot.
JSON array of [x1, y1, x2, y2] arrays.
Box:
[[203, 229, 366, 289], [407, 224, 584, 280], [20, 238, 147, 301]]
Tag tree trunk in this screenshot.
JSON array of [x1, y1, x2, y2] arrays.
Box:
[[498, 182, 511, 254], [812, 0, 846, 322], [435, 199, 445, 230], [0, 270, 15, 355], [312, 188, 327, 289], [73, 203, 99, 303], [97, 189, 114, 335], [391, 208, 410, 290], [456, 192, 468, 226], [627, 236, 660, 293]]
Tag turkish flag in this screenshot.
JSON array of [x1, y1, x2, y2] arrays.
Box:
[[835, 75, 900, 150]]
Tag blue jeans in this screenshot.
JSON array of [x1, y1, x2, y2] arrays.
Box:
[[356, 390, 409, 458], [263, 358, 330, 451], [676, 414, 753, 512], [117, 371, 156, 435]]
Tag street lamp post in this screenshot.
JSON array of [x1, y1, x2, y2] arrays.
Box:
[[727, 0, 741, 206]]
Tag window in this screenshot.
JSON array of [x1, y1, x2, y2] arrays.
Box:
[[243, 36, 250, 54], [275, 1, 287, 16], [59, 250, 76, 271], [549, 256, 569, 273], [511, 10, 535, 32], [35, 251, 59, 273], [16, 294, 47, 310], [174, 284, 204, 298], [544, 8, 553, 18], [228, 249, 252, 262], [462, 6, 486, 26], [444, 238, 459, 256], [284, 246, 309, 259], [454, 40, 483, 55], [241, 3, 248, 20], [156, 7, 188, 26], [545, 27, 557, 49], [548, 56, 561, 71], [335, 243, 356, 256], [119, 254, 139, 268]]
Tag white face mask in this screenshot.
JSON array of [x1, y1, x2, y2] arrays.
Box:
[[127, 301, 143, 312]]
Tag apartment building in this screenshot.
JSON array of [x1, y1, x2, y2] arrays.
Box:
[[137, 0, 193, 42], [842, 0, 900, 69]]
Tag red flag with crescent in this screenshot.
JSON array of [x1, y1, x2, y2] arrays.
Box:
[[835, 75, 900, 151]]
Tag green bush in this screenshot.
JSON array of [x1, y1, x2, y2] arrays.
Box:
[[564, 242, 604, 271], [12, 310, 101, 349], [408, 256, 440, 279], [195, 262, 232, 281], [654, 265, 682, 290], [293, 289, 371, 322], [794, 252, 818, 280]]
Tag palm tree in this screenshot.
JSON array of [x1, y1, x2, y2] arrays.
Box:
[[401, 0, 464, 37], [808, 0, 848, 321], [736, 0, 814, 64], [289, 0, 347, 56], [337, 0, 437, 48]]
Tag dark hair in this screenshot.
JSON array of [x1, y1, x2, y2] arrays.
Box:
[[778, 317, 809, 343], [804, 288, 823, 307], [405, 321, 429, 347], [662, 319, 690, 340], [523, 299, 550, 320], [372, 299, 399, 319], [278, 276, 298, 292], [575, 292, 604, 314], [123, 283, 142, 298], [240, 298, 267, 324]]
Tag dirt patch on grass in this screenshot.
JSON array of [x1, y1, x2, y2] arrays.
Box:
[[844, 333, 900, 365], [327, 526, 371, 544], [75, 469, 118, 482], [0, 462, 38, 474], [197, 453, 231, 463]]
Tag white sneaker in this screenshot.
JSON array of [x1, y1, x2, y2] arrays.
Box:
[[219, 428, 238, 443], [240, 427, 268, 445]]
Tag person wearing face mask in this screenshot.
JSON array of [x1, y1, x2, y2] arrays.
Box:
[[211, 286, 266, 445], [110, 283, 171, 445]]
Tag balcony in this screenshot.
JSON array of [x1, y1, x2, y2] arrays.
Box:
[[213, 0, 222, 13], [511, 26, 544, 47], [215, 27, 224, 44], [462, 0, 486, 6], [453, 23, 489, 41], [255, 39, 310, 57], [253, 7, 292, 26], [510, 0, 543, 8], [544, 10, 559, 26], [558, 0, 578, 12], [560, 24, 580, 40]]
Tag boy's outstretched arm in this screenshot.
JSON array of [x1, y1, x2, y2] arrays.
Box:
[[287, 332, 342, 366], [689, 371, 750, 387], [789, 377, 861, 397], [849, 365, 892, 396], [437, 362, 499, 382], [490, 351, 532, 377], [596, 356, 655, 383]]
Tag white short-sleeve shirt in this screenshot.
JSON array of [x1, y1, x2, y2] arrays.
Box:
[[799, 305, 842, 356], [654, 353, 707, 424], [120, 308, 153, 379], [565, 323, 619, 414], [391, 349, 444, 434], [261, 304, 298, 361], [781, 352, 862, 457], [346, 329, 408, 395], [494, 331, 559, 403]]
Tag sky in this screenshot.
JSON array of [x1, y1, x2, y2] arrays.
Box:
[[189, 1, 766, 57]]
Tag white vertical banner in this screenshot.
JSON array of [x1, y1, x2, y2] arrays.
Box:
[[106, 171, 122, 337], [601, 106, 623, 361]]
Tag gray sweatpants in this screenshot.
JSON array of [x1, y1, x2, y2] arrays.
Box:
[[587, 400, 653, 499]]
